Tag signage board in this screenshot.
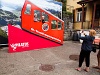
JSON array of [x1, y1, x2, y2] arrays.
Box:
[[0, 0, 64, 53]]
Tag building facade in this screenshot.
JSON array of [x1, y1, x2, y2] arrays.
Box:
[[66, 0, 100, 30]]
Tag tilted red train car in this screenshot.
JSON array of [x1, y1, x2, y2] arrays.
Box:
[[21, 0, 64, 44]]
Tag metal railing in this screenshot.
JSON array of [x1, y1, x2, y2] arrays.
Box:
[[83, 21, 91, 29], [74, 20, 100, 29], [74, 21, 91, 29], [94, 19, 99, 28]]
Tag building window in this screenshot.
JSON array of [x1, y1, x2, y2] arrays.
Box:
[[24, 4, 31, 14], [95, 10, 100, 19], [77, 11, 82, 22], [76, 8, 86, 22]]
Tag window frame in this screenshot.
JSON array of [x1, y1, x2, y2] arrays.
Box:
[[76, 11, 82, 22], [34, 10, 41, 22], [24, 4, 31, 15]]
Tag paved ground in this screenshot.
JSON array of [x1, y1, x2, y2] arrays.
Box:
[[0, 41, 100, 75]]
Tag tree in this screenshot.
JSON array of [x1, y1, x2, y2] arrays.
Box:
[[55, 0, 66, 11]]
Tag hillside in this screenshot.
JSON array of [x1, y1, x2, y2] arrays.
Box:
[[0, 9, 19, 26], [0, 9, 18, 20]]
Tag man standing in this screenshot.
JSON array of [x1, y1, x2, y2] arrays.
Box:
[[93, 41, 100, 72]]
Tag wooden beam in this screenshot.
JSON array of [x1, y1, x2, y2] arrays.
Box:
[[81, 3, 86, 29], [77, 0, 93, 5], [92, 2, 96, 29]]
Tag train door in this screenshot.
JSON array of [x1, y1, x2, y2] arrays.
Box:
[[21, 3, 32, 31]]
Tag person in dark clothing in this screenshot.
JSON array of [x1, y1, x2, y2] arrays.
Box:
[[42, 16, 45, 23], [93, 44, 100, 72], [76, 29, 96, 72]]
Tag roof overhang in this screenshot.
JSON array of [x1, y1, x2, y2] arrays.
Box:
[[77, 0, 94, 5]]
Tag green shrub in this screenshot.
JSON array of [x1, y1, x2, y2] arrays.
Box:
[[0, 28, 8, 38]]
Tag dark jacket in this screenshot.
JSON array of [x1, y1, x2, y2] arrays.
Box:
[[79, 33, 95, 51]]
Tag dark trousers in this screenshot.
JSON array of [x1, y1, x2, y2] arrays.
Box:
[[79, 50, 91, 67]]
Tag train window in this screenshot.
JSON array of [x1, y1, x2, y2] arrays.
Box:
[[24, 4, 31, 14], [51, 20, 57, 29], [34, 10, 41, 22], [42, 12, 49, 23], [58, 21, 62, 30]]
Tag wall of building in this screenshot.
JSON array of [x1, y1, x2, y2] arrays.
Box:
[[85, 4, 93, 21], [67, 0, 94, 30], [66, 0, 81, 13], [73, 22, 81, 30], [84, 3, 93, 29]]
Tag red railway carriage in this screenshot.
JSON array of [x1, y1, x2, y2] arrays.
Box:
[[21, 0, 64, 44]]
